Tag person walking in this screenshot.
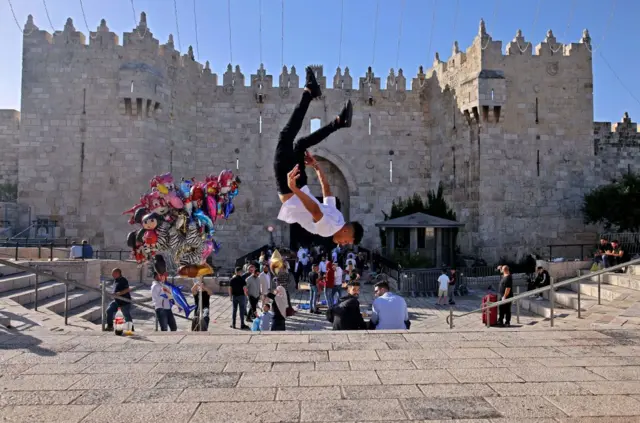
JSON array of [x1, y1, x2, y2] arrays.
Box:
[[229, 267, 250, 330]]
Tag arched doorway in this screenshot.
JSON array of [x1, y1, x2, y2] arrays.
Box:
[[289, 157, 350, 250]]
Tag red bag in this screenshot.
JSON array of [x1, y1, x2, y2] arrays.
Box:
[[482, 294, 498, 326]]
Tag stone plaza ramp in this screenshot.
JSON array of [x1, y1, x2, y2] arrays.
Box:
[[2, 323, 640, 422]]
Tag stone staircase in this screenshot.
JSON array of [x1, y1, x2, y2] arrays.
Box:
[[0, 263, 156, 329], [520, 264, 640, 325]]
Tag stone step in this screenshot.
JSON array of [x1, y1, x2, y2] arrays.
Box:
[[0, 272, 37, 293], [540, 288, 599, 312], [4, 281, 70, 305], [603, 273, 640, 291], [66, 297, 103, 323], [0, 263, 22, 277], [570, 280, 638, 303], [519, 296, 572, 319], [629, 264, 640, 276], [73, 287, 153, 324], [23, 289, 102, 315]]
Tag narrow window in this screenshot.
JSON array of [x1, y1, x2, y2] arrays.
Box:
[[368, 114, 372, 135], [389, 159, 393, 182], [130, 81, 134, 93], [490, 89, 494, 101], [82, 88, 86, 115], [310, 118, 321, 133], [536, 149, 540, 177], [259, 113, 263, 134], [535, 97, 539, 124]]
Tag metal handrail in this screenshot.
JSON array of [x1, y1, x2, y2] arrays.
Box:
[[448, 257, 640, 325], [0, 257, 192, 324], [7, 223, 37, 240]]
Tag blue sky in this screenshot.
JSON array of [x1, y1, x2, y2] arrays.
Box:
[[1, 0, 637, 123]]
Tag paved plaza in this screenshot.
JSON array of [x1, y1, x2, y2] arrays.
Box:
[[3, 322, 640, 422]]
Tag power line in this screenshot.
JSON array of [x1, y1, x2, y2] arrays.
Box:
[[427, 0, 437, 62], [42, 0, 55, 31], [193, 0, 200, 59], [6, 0, 23, 32], [173, 0, 182, 51], [481, 0, 500, 50], [259, 0, 263, 64], [129, 0, 147, 39], [549, 0, 577, 53], [78, 0, 97, 39], [394, 0, 406, 70], [371, 0, 379, 66], [515, 0, 540, 53], [338, 0, 344, 68], [586, 0, 616, 53], [599, 51, 640, 108], [451, 0, 458, 41], [227, 0, 233, 64]]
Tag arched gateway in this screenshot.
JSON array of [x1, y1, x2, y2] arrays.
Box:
[[289, 156, 351, 250]]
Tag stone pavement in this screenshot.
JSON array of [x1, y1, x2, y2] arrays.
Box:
[[4, 323, 640, 422]]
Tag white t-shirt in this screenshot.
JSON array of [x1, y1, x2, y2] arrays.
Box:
[[278, 186, 346, 237], [438, 274, 450, 291], [335, 266, 344, 284], [319, 261, 327, 273]]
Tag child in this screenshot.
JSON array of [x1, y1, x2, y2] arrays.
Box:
[[259, 303, 273, 331], [250, 310, 262, 332]]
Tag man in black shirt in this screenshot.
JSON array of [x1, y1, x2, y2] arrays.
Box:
[[308, 264, 320, 314], [593, 237, 611, 268], [497, 265, 513, 327], [533, 266, 550, 300], [326, 281, 367, 331], [229, 267, 249, 330], [105, 268, 133, 331], [191, 278, 212, 331]]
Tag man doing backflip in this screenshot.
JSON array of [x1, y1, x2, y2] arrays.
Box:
[[274, 67, 363, 246]]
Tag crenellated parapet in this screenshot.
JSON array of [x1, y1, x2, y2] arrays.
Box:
[[595, 113, 640, 145], [20, 12, 596, 126], [594, 112, 640, 180]]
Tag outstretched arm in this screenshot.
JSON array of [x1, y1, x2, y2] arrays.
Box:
[[305, 152, 332, 198], [287, 165, 323, 222]]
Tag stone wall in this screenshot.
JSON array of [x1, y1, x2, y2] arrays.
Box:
[[594, 112, 640, 182], [0, 110, 20, 187], [6, 12, 637, 266]]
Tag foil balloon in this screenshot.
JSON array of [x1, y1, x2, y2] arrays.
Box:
[[123, 170, 240, 269], [270, 250, 285, 275], [201, 241, 214, 262]]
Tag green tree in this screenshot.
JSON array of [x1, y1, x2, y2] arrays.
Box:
[[0, 183, 17, 202], [379, 183, 458, 266], [582, 172, 640, 232]]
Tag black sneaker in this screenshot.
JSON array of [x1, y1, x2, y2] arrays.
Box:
[[104, 325, 114, 332], [230, 324, 236, 329], [240, 325, 250, 330], [305, 66, 322, 99], [337, 100, 353, 128]]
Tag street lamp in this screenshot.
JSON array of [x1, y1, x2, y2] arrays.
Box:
[[267, 225, 274, 247]]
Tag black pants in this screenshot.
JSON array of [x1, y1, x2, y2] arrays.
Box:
[[247, 295, 260, 320], [498, 302, 511, 325], [274, 91, 338, 194]]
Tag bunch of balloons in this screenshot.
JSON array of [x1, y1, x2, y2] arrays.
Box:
[[123, 170, 240, 276]]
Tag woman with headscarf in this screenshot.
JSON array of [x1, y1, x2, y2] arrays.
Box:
[[265, 285, 288, 331]]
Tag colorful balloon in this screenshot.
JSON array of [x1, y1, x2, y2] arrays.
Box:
[[123, 170, 240, 269]]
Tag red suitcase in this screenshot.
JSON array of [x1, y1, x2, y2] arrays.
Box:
[[482, 294, 498, 326]]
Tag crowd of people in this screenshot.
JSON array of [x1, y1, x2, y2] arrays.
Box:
[[102, 244, 411, 333]]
